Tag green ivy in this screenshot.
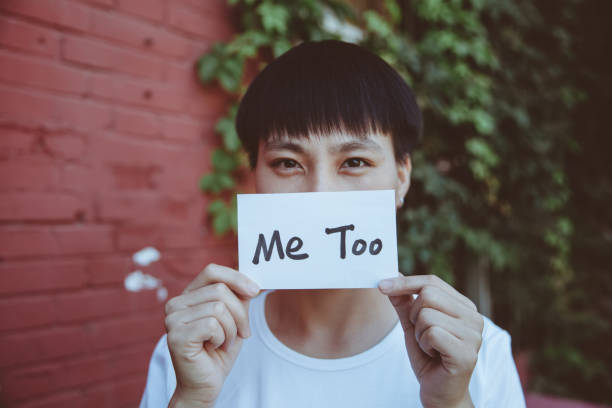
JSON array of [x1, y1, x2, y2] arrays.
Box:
[[195, 1, 610, 403]]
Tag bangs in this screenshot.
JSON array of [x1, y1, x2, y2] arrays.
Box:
[[236, 40, 422, 167]]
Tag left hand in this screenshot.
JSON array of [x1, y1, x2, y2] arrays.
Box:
[[378, 274, 484, 408]]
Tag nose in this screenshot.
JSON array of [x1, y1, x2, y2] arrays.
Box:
[[309, 167, 336, 192]]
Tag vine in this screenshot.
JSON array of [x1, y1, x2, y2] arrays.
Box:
[[195, 0, 596, 400]]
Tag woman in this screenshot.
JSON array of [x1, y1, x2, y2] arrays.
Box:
[[140, 40, 525, 407]]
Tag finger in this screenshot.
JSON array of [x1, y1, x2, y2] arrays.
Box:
[[168, 301, 238, 351], [387, 294, 430, 375], [169, 316, 225, 351], [388, 293, 415, 330], [184, 263, 260, 298], [418, 326, 478, 373], [412, 307, 476, 344], [408, 285, 481, 331], [379, 274, 476, 311], [167, 283, 251, 338]]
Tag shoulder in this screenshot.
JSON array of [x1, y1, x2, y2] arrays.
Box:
[[470, 315, 527, 407], [478, 314, 516, 369], [481, 314, 511, 345], [148, 333, 173, 374]]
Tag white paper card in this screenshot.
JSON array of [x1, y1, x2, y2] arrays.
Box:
[[237, 190, 398, 289]]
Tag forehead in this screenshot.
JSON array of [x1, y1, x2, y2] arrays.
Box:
[[261, 130, 391, 152]]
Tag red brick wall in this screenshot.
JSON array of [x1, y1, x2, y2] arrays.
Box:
[[0, 1, 238, 406]]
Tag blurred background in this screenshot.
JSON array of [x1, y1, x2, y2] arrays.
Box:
[[0, 0, 610, 407]]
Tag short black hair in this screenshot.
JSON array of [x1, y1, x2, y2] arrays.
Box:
[[236, 39, 423, 168]]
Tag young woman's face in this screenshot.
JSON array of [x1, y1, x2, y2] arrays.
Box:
[[254, 131, 411, 208]]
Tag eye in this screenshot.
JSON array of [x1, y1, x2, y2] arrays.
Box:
[[271, 158, 302, 170], [342, 158, 370, 168]]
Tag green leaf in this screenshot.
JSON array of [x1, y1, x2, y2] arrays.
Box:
[[215, 117, 241, 152], [223, 126, 241, 152], [272, 38, 292, 58], [465, 138, 499, 167], [472, 110, 495, 135], [217, 172, 236, 190], [212, 210, 232, 235], [363, 10, 392, 38], [257, 2, 290, 34], [197, 54, 219, 83], [208, 199, 226, 215], [224, 57, 244, 80], [200, 171, 235, 193], [385, 0, 401, 24], [218, 70, 240, 93], [211, 149, 239, 172]]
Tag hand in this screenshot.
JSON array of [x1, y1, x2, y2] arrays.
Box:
[[165, 264, 260, 408], [378, 274, 483, 408]]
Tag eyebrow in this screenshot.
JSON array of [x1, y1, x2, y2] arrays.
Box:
[[330, 140, 383, 154], [263, 138, 383, 154], [263, 140, 305, 154]]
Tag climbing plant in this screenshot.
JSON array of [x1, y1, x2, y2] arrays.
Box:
[[196, 0, 611, 403]]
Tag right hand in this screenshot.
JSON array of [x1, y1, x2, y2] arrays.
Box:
[[164, 264, 261, 407]]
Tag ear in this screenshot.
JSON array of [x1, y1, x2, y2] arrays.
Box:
[[396, 154, 412, 208]]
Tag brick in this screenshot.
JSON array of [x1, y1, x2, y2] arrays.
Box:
[[181, 84, 232, 119], [88, 313, 162, 350], [83, 375, 144, 408], [97, 192, 195, 226], [0, 326, 88, 368], [20, 391, 88, 408], [161, 115, 213, 143], [97, 192, 158, 223], [0, 227, 60, 258], [0, 259, 87, 295], [2, 344, 153, 401], [0, 192, 85, 221], [87, 256, 132, 285], [56, 288, 158, 323], [90, 132, 186, 167], [0, 52, 88, 95], [0, 296, 57, 331], [90, 74, 185, 112], [160, 195, 200, 225], [115, 108, 162, 138], [0, 129, 38, 159], [115, 225, 163, 252], [168, 4, 234, 40], [163, 60, 199, 84], [43, 134, 85, 160], [54, 225, 114, 255], [0, 0, 92, 32], [91, 10, 191, 58], [116, 0, 164, 23], [110, 163, 160, 190], [60, 164, 95, 193], [76, 0, 114, 7], [163, 245, 237, 278], [62, 36, 163, 80], [0, 16, 60, 57], [159, 225, 209, 249], [154, 155, 209, 197], [0, 159, 61, 191], [177, 0, 233, 18], [0, 87, 113, 131]]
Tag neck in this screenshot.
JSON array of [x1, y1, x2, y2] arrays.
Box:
[[265, 288, 399, 358]]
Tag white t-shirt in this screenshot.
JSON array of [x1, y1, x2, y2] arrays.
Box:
[[139, 290, 526, 407]]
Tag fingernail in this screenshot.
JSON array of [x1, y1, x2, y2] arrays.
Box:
[[247, 282, 260, 296], [379, 279, 393, 293]]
